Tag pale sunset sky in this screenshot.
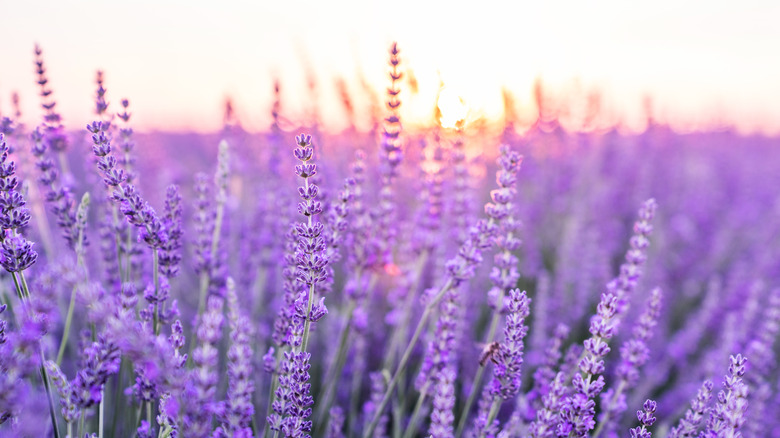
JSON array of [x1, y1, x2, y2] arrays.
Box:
[[1, 0, 779, 134]]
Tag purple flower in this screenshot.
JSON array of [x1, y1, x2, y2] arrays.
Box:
[[669, 380, 713, 438], [34, 45, 68, 152], [269, 351, 315, 438], [374, 42, 404, 266], [293, 134, 327, 277], [30, 125, 81, 248], [169, 319, 187, 369], [363, 372, 388, 438], [192, 172, 214, 276], [272, 225, 305, 348], [116, 99, 137, 184], [529, 323, 570, 411], [44, 360, 78, 424], [485, 145, 524, 312], [0, 233, 38, 273], [703, 354, 748, 437], [629, 399, 657, 438], [71, 336, 121, 408], [489, 289, 531, 400], [557, 200, 658, 437], [416, 289, 460, 391], [326, 406, 345, 438], [0, 133, 31, 231], [292, 133, 329, 350], [183, 295, 224, 437], [529, 372, 568, 438], [157, 393, 180, 438], [598, 288, 663, 434], [94, 70, 109, 117], [159, 185, 183, 278], [429, 366, 456, 438], [216, 278, 255, 435], [88, 120, 167, 249]]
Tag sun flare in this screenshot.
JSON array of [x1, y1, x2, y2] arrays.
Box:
[[437, 87, 469, 129]]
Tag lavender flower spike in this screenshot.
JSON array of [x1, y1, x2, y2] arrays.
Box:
[[268, 350, 315, 437], [293, 133, 328, 352], [595, 288, 663, 437], [0, 133, 31, 232], [0, 136, 38, 275], [473, 289, 531, 437], [88, 120, 166, 249], [375, 42, 404, 265], [216, 278, 255, 436], [183, 295, 224, 438], [703, 354, 749, 437], [669, 380, 713, 438], [629, 400, 657, 438], [159, 184, 183, 278], [558, 199, 658, 438], [489, 289, 531, 400]]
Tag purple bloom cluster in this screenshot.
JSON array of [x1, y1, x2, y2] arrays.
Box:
[[184, 294, 224, 437], [444, 147, 523, 287], [374, 42, 404, 266], [88, 120, 166, 248], [269, 351, 315, 437], [159, 184, 183, 278], [216, 278, 255, 436], [703, 354, 749, 437], [488, 289, 531, 400], [555, 199, 657, 437], [629, 399, 657, 438], [34, 45, 68, 153], [669, 380, 713, 438]]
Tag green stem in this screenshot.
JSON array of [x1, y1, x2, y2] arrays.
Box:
[[479, 398, 502, 438], [315, 299, 356, 427], [299, 283, 316, 353], [402, 386, 429, 438], [56, 284, 78, 365], [592, 379, 627, 438], [135, 402, 144, 430], [392, 396, 403, 438], [363, 278, 454, 438], [77, 409, 86, 438], [111, 359, 127, 437], [57, 223, 88, 365], [348, 340, 365, 438], [383, 252, 428, 370], [19, 272, 32, 300], [40, 355, 62, 438], [99, 388, 105, 438], [10, 273, 24, 300]]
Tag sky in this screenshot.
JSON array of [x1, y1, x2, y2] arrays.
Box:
[[1, 0, 779, 134]]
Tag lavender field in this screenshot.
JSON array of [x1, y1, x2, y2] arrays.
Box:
[[0, 41, 778, 438]]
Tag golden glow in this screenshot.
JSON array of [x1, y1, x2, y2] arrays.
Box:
[[2, 1, 779, 134], [437, 88, 469, 129]]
